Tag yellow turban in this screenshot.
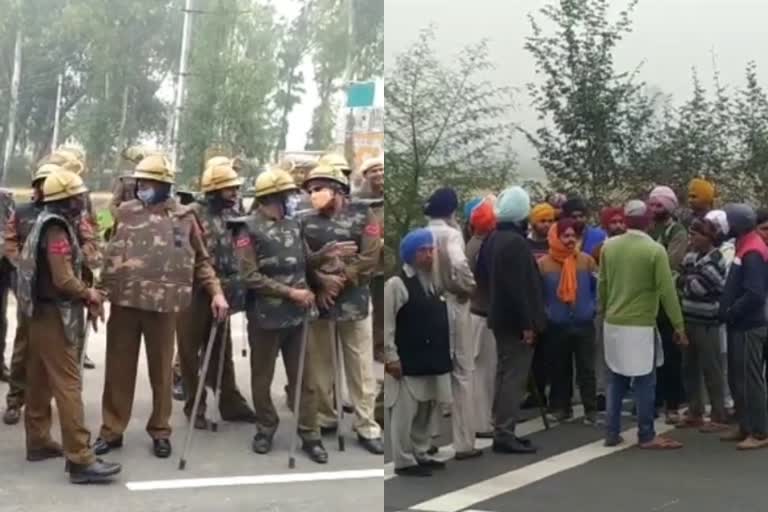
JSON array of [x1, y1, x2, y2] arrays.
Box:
[[530, 202, 555, 223], [688, 178, 715, 204]]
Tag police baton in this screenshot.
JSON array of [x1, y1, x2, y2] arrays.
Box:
[[288, 316, 311, 468]]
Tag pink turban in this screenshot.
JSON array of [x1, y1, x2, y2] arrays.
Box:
[[649, 186, 679, 213]]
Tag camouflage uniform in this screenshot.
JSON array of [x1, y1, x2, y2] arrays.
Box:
[[16, 211, 97, 466], [175, 198, 253, 422], [233, 209, 322, 442], [301, 202, 383, 440], [97, 198, 222, 445]]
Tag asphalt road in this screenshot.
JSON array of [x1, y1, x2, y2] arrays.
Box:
[[385, 399, 768, 512], [0, 300, 383, 512]]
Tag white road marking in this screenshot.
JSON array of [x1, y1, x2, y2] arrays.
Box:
[[410, 420, 674, 512], [126, 469, 383, 491], [384, 406, 586, 480]]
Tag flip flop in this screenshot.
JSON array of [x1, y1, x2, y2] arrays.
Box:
[[638, 437, 683, 450]]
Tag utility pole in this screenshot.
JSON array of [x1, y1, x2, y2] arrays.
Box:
[[51, 73, 64, 150], [170, 0, 195, 173], [343, 0, 356, 168], [1, 23, 22, 185]]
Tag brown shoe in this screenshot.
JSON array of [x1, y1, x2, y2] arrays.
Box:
[[27, 443, 64, 462], [675, 416, 704, 429], [720, 428, 748, 442], [737, 436, 768, 450]]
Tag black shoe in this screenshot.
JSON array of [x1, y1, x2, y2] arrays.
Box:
[[252, 432, 273, 454], [69, 458, 122, 484], [153, 439, 172, 458], [0, 364, 9, 382], [417, 458, 446, 469], [342, 402, 354, 414], [604, 435, 624, 447], [427, 445, 439, 455], [93, 436, 123, 456], [521, 394, 537, 410], [27, 445, 64, 462], [83, 355, 96, 370], [492, 439, 538, 454], [193, 415, 209, 430], [596, 394, 606, 412], [3, 406, 21, 425], [395, 465, 432, 477], [302, 440, 329, 464], [358, 436, 384, 455], [515, 436, 533, 447], [476, 431, 494, 439], [455, 448, 483, 461], [172, 378, 186, 402]]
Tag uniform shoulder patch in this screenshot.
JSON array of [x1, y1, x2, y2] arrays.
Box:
[[48, 238, 72, 255], [364, 223, 382, 238]]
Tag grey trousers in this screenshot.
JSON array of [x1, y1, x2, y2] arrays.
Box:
[[492, 329, 534, 442], [389, 383, 435, 470], [728, 327, 768, 437], [683, 323, 727, 422]]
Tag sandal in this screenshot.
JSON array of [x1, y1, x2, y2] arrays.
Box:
[[675, 416, 704, 429], [699, 422, 729, 434], [638, 436, 683, 450]]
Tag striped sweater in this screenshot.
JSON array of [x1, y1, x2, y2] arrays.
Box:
[[678, 248, 727, 324]]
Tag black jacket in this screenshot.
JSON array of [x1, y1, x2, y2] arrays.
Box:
[[479, 222, 546, 335]]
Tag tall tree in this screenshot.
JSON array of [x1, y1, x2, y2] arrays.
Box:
[[385, 27, 517, 258]]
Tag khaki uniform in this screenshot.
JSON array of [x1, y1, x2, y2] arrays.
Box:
[[17, 213, 96, 465], [302, 202, 382, 439], [234, 209, 322, 441], [5, 202, 100, 410], [175, 199, 251, 420], [98, 199, 221, 442]]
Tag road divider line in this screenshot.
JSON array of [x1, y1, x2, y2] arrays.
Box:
[[409, 420, 674, 512], [126, 468, 383, 491]]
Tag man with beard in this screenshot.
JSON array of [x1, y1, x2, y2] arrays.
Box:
[[681, 178, 716, 228], [592, 207, 626, 264], [175, 162, 255, 430], [648, 186, 688, 424], [16, 167, 122, 483], [561, 197, 606, 256], [528, 203, 555, 261]]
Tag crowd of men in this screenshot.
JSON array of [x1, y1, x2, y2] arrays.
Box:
[[385, 176, 768, 477], [0, 146, 386, 484]]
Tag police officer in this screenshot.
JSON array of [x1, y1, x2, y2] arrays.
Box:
[[16, 167, 121, 484], [301, 164, 384, 455], [176, 162, 255, 429], [94, 154, 228, 459], [234, 168, 342, 463]]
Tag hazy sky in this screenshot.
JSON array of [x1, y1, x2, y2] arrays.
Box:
[[384, 0, 768, 177]]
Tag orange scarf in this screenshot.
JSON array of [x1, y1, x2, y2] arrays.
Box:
[[547, 224, 578, 305]]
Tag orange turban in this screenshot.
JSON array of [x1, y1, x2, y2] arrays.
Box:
[[688, 178, 715, 205], [530, 203, 555, 223], [470, 200, 497, 235]]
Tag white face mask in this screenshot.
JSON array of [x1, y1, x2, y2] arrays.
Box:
[[137, 188, 155, 204]]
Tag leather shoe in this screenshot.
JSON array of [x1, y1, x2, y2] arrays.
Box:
[[83, 355, 96, 370], [417, 458, 446, 469], [395, 465, 432, 477], [93, 436, 123, 456], [492, 439, 538, 454], [252, 432, 273, 454], [221, 409, 257, 424], [3, 406, 21, 425], [302, 440, 329, 464], [27, 444, 64, 462], [358, 436, 384, 455], [153, 438, 172, 458], [69, 458, 122, 484]]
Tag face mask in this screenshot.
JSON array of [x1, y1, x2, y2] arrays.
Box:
[[310, 189, 334, 211], [137, 188, 155, 204]]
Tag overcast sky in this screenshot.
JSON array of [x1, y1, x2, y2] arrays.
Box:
[[384, 0, 768, 177]]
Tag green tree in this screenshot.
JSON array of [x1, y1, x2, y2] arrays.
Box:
[[385, 27, 517, 257], [731, 62, 768, 203]]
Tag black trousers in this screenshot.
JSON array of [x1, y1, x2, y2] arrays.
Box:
[[530, 330, 554, 405], [549, 324, 598, 414], [655, 309, 685, 411]]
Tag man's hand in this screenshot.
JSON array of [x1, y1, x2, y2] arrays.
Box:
[[385, 361, 402, 380], [320, 274, 346, 296], [522, 330, 536, 346], [317, 292, 336, 310], [84, 288, 103, 306], [211, 293, 230, 322], [288, 288, 315, 309], [321, 241, 359, 259], [674, 329, 689, 347]]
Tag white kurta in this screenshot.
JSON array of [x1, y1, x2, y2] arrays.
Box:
[[603, 323, 664, 377]]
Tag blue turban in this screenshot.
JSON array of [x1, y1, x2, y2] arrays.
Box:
[[400, 228, 434, 265], [495, 186, 531, 223], [424, 187, 459, 218], [463, 197, 483, 220]]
